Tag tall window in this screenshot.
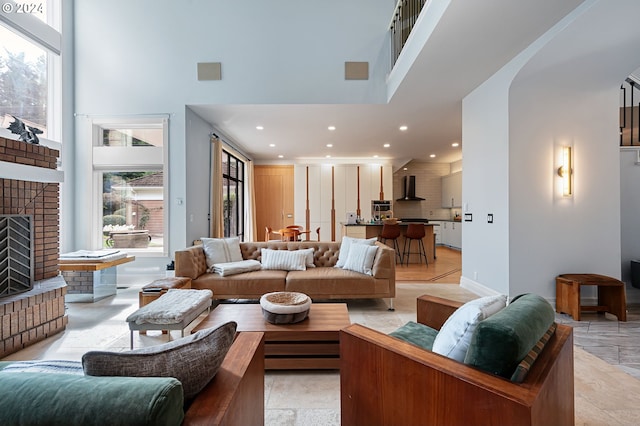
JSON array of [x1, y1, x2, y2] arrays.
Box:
[[222, 150, 245, 239], [92, 118, 168, 255], [0, 0, 61, 141]]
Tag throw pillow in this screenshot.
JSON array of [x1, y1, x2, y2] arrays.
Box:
[[336, 236, 377, 268], [431, 294, 507, 362], [201, 237, 243, 270], [342, 243, 378, 275], [298, 247, 315, 268], [261, 248, 307, 271], [82, 321, 237, 400]]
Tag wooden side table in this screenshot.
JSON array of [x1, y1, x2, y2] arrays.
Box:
[[556, 273, 627, 321]]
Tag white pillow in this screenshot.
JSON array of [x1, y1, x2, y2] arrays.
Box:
[[431, 294, 507, 362], [342, 244, 378, 275], [261, 248, 307, 271], [201, 237, 243, 269], [297, 248, 315, 268], [336, 236, 377, 268]]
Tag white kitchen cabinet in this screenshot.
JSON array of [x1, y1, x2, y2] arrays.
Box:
[[431, 221, 442, 244], [441, 172, 462, 208], [440, 221, 461, 249]]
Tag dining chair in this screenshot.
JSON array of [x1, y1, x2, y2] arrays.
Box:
[[265, 226, 281, 242]]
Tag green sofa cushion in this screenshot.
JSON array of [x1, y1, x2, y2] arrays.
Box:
[[0, 372, 184, 426], [463, 293, 555, 379], [389, 321, 438, 350]]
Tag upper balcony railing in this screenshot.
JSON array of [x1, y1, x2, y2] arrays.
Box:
[[620, 77, 640, 146], [390, 0, 427, 68]]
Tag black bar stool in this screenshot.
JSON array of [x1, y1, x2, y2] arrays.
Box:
[[402, 223, 428, 266], [378, 223, 403, 264]]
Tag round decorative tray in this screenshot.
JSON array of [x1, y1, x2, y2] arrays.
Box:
[[259, 291, 311, 324]]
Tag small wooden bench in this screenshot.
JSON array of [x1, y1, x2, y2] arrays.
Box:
[[126, 289, 212, 349], [556, 273, 627, 321]]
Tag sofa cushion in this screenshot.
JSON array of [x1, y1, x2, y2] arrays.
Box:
[[431, 294, 507, 362], [286, 267, 376, 296], [0, 360, 84, 375], [83, 321, 236, 400], [336, 236, 377, 268], [261, 248, 307, 271], [463, 293, 556, 379], [191, 270, 287, 298], [389, 321, 439, 350], [342, 243, 378, 275], [0, 372, 184, 426], [201, 237, 243, 269]]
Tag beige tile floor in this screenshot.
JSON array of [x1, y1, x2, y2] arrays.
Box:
[[3, 278, 640, 425]]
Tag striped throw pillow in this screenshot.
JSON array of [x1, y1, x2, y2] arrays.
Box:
[[260, 248, 307, 271]]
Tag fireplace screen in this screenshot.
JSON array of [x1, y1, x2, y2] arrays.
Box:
[[0, 215, 33, 297]]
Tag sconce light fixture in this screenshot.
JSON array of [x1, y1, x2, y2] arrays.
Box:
[[557, 146, 573, 196]]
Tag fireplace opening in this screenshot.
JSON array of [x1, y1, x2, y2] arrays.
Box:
[[0, 215, 33, 297]]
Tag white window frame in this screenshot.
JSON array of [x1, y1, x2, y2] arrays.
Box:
[[90, 116, 169, 257], [0, 0, 62, 142]]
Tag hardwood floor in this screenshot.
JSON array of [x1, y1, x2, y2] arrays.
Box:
[[395, 245, 461, 283]]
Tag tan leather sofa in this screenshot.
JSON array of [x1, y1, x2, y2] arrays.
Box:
[[175, 241, 396, 309]]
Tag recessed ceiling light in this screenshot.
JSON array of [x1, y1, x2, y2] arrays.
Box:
[[452, 142, 459, 147], [403, 167, 408, 171], [383, 143, 390, 148], [269, 143, 275, 147], [326, 155, 331, 158], [326, 144, 333, 148], [399, 125, 408, 131], [328, 126, 336, 131], [430, 154, 436, 158], [278, 154, 284, 158], [256, 126, 264, 130]]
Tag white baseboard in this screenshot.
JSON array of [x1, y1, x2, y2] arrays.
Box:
[[459, 276, 502, 297]]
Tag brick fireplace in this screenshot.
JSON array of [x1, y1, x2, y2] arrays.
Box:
[[0, 136, 67, 358]]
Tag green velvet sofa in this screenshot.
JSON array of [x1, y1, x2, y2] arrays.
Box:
[[340, 293, 574, 426], [0, 332, 264, 426]]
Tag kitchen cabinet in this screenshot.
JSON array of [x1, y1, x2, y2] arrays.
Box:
[[431, 221, 442, 244], [440, 221, 462, 249], [441, 172, 462, 208]]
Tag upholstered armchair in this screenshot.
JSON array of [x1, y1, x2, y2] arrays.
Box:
[[340, 294, 574, 426]]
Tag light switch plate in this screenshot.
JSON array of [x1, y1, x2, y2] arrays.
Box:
[[487, 214, 493, 223]]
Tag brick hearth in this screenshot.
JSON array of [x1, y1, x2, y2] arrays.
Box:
[[0, 136, 66, 357]]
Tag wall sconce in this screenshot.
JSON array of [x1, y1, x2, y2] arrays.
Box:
[[557, 146, 573, 197]]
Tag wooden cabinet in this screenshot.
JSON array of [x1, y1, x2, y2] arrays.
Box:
[[255, 165, 294, 241], [441, 172, 462, 208]]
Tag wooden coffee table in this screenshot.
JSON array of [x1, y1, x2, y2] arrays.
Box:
[[192, 303, 350, 370]]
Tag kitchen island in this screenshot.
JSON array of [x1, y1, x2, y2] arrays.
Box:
[[342, 223, 436, 263]]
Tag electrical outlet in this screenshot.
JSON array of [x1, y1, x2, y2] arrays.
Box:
[[487, 214, 493, 223]]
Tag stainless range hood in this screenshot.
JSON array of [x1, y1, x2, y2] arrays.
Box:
[[396, 176, 425, 201]]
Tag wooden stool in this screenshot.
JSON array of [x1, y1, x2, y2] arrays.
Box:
[[555, 274, 627, 321], [139, 276, 192, 334]]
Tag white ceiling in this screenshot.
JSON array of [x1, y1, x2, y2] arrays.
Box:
[[189, 0, 586, 168]]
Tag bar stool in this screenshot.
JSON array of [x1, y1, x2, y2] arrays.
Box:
[[378, 223, 403, 264], [402, 223, 428, 266]]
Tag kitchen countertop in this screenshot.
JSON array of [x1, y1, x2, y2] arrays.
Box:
[[342, 222, 437, 226]]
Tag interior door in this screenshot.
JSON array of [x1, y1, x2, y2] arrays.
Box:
[[254, 165, 294, 241]]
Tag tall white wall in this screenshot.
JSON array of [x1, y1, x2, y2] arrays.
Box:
[[462, 0, 640, 300], [71, 0, 392, 262], [620, 149, 640, 284]]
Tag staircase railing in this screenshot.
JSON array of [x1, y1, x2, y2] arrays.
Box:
[[389, 0, 427, 69], [620, 77, 640, 146]]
